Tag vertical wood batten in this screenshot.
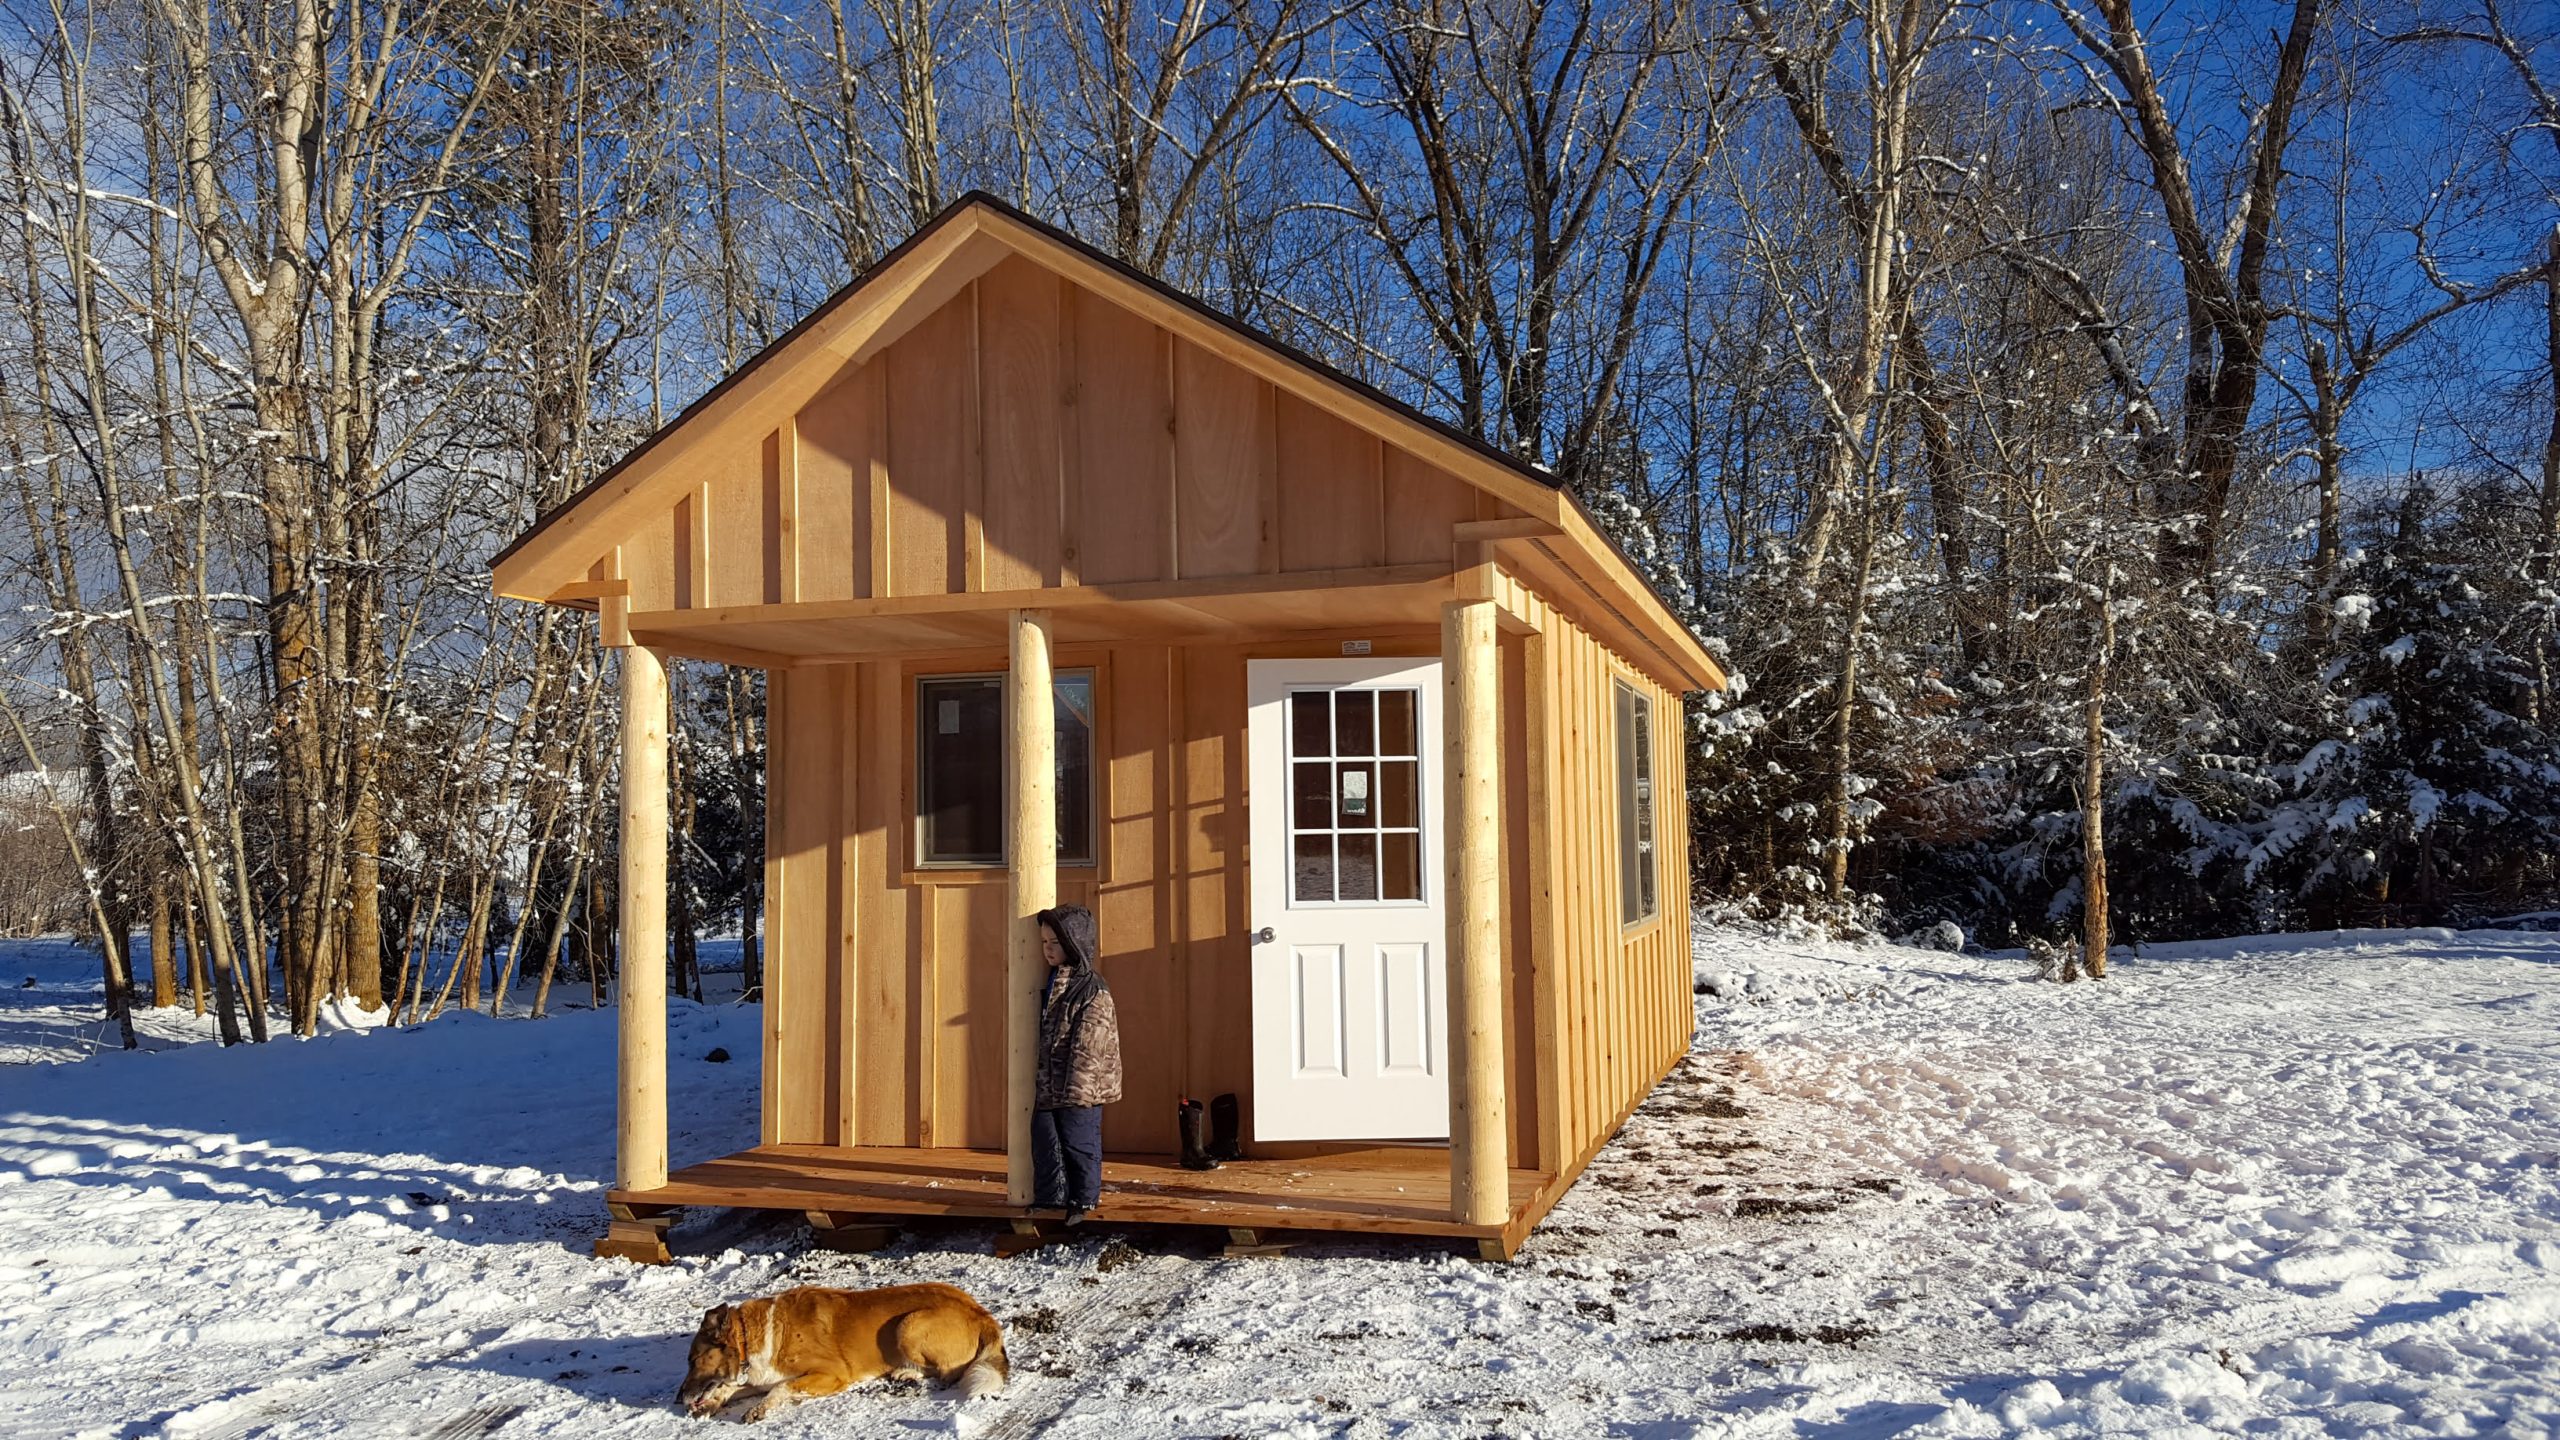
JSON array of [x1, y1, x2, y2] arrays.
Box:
[[963, 278, 987, 593], [1524, 629, 1564, 1176], [1006, 609, 1057, 1205], [772, 418, 800, 604], [1444, 598, 1506, 1225], [762, 672, 786, 1143], [617, 642, 671, 1192]]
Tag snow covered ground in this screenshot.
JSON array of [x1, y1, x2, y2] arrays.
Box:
[[3, 926, 2555, 1438]]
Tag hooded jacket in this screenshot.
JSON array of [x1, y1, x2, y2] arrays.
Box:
[[1034, 904, 1122, 1108]]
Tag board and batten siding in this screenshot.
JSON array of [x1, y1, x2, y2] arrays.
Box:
[[613, 254, 1493, 618], [1528, 603, 1694, 1180], [757, 596, 1691, 1180], [759, 633, 1551, 1163]]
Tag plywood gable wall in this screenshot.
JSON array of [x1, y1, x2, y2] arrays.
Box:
[[608, 255, 1501, 613]]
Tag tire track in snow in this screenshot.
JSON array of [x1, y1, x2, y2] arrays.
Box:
[[968, 1247, 1195, 1440], [155, 1330, 497, 1440], [410, 1400, 528, 1439], [153, 1206, 793, 1439]]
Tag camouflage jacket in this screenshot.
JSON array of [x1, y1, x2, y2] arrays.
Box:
[[1036, 905, 1122, 1108]]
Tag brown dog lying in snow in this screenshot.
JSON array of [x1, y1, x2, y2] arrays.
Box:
[[678, 1283, 1009, 1420]]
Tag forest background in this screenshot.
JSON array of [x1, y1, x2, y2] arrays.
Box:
[[4, 0, 2558, 1042]]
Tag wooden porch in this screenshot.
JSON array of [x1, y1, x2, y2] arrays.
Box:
[[606, 1144, 1559, 1260]]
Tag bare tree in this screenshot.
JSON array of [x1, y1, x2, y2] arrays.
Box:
[[1286, 0, 1729, 480], [2051, 0, 2322, 589]]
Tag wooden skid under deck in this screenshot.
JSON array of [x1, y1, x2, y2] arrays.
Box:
[[614, 1144, 1556, 1251]]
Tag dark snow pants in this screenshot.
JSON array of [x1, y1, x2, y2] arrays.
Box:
[[1031, 1104, 1104, 1210]]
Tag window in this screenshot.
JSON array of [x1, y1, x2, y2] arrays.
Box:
[[1286, 685, 1426, 904], [915, 671, 1095, 866], [1614, 680, 1658, 926]]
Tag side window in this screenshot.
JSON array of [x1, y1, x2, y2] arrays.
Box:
[[915, 671, 1095, 866], [1614, 679, 1657, 926]]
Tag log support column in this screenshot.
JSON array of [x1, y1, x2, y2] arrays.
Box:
[[617, 641, 671, 1194], [599, 639, 671, 1263], [1005, 609, 1057, 1207], [1443, 598, 1507, 1228]]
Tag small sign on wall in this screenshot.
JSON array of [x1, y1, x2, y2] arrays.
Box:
[[1340, 639, 1372, 656]]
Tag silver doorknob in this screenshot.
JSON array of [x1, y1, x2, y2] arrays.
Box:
[[1253, 926, 1275, 944]]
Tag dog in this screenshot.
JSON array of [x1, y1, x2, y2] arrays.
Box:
[[678, 1283, 1009, 1421]]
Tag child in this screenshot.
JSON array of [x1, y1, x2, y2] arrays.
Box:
[[1031, 904, 1119, 1223]]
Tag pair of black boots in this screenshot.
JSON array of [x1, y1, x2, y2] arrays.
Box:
[[1177, 1094, 1240, 1170]]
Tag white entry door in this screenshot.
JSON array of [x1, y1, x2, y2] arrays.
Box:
[[1246, 658, 1448, 1141]]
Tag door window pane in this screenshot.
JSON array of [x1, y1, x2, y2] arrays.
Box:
[[1293, 762, 1332, 830], [1294, 834, 1335, 902], [1291, 691, 1331, 758], [915, 671, 1096, 866], [1282, 684, 1426, 907], [1337, 833, 1379, 902], [1335, 690, 1375, 757], [1378, 690, 1417, 757], [1380, 760, 1417, 829], [1382, 832, 1421, 900], [1336, 761, 1377, 828]]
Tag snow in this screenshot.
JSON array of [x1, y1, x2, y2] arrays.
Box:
[[5, 926, 2558, 1437]]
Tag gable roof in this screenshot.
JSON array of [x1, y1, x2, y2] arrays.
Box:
[[490, 191, 1723, 691]]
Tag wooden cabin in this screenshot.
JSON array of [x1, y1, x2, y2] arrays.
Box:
[[489, 193, 1725, 1262]]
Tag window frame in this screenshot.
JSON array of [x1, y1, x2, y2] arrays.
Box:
[[1279, 680, 1433, 911], [911, 667, 1099, 871], [1613, 676, 1660, 930]]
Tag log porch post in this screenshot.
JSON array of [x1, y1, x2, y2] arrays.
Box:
[[617, 641, 671, 1194], [1005, 609, 1057, 1206], [1444, 597, 1507, 1227]]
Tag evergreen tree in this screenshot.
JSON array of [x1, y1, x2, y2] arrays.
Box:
[[2271, 481, 2560, 925]]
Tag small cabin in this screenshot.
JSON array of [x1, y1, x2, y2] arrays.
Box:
[[490, 193, 1725, 1262]]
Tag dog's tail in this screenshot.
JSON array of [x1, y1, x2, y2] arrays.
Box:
[[953, 1319, 1009, 1400]]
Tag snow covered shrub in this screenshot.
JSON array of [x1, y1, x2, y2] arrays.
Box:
[[1684, 537, 1959, 935], [2259, 481, 2560, 925]]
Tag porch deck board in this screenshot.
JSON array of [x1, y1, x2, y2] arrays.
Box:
[[615, 1144, 1552, 1242]]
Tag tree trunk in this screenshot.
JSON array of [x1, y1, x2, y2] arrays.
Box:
[[149, 880, 178, 1008], [2080, 595, 2114, 981], [2306, 342, 2345, 657], [587, 866, 613, 1011], [1823, 524, 1878, 907], [672, 865, 701, 1006], [208, 934, 245, 1046], [457, 909, 487, 1015], [343, 736, 385, 1014], [2536, 230, 2560, 725], [183, 900, 209, 1019], [531, 847, 589, 1020]]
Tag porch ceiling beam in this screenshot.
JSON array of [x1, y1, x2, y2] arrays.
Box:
[[623, 628, 804, 672], [622, 562, 1452, 634]]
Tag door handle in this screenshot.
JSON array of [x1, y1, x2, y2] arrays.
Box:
[[1252, 926, 1275, 944]]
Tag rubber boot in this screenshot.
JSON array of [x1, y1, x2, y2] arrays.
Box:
[[1209, 1092, 1243, 1162], [1179, 1097, 1220, 1170]]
